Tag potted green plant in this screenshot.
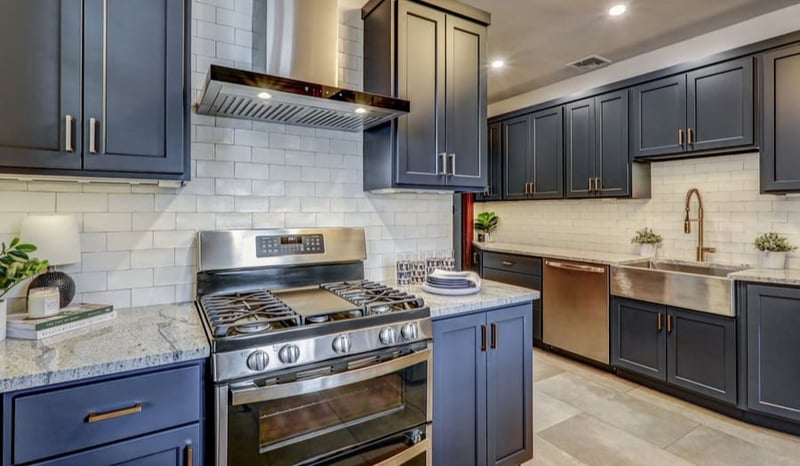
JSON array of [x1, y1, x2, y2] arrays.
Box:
[[474, 212, 499, 242], [0, 238, 48, 340], [631, 227, 663, 257], [754, 232, 796, 269]]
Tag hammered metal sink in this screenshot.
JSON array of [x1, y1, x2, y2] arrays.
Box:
[[610, 259, 750, 317]]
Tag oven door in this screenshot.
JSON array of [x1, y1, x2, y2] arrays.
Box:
[[218, 343, 432, 466]]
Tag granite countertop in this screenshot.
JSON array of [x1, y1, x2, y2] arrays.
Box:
[[474, 242, 643, 265], [0, 303, 209, 393], [390, 279, 540, 319], [728, 268, 800, 286]]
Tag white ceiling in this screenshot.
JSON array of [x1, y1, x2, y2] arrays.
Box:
[[460, 0, 800, 103]]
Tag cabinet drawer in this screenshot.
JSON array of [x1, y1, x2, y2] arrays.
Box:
[[13, 365, 201, 464], [482, 253, 541, 275], [483, 267, 540, 291]]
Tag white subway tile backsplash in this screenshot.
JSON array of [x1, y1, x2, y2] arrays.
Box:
[[107, 231, 154, 251], [84, 213, 131, 232], [108, 194, 155, 212], [82, 251, 131, 272], [131, 286, 177, 307], [108, 269, 154, 290], [131, 249, 175, 269]]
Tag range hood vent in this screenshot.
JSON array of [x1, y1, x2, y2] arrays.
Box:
[[196, 0, 409, 132]]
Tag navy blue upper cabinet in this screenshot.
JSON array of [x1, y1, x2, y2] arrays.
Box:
[[565, 90, 630, 198], [530, 108, 564, 199], [82, 0, 187, 175], [631, 57, 754, 159], [0, 0, 189, 180], [363, 0, 488, 191], [475, 122, 502, 201], [760, 44, 800, 193], [501, 115, 531, 200], [0, 1, 83, 170]]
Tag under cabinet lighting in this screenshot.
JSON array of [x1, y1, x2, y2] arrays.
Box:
[[355, 107, 367, 114], [257, 91, 272, 100], [491, 60, 505, 69]]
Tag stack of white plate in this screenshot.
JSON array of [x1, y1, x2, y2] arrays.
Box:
[[422, 270, 481, 296]]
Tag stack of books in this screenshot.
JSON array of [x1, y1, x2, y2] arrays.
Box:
[[6, 303, 116, 340]]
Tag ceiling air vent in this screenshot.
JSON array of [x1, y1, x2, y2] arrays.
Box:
[[568, 55, 612, 71]]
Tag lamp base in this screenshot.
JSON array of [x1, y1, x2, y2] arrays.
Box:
[[29, 271, 76, 308]]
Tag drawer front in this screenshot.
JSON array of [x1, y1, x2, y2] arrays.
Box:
[[483, 267, 540, 290], [14, 365, 201, 464], [482, 252, 541, 276]]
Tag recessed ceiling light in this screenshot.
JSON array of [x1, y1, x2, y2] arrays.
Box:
[[355, 107, 367, 114], [491, 60, 505, 69], [608, 4, 627, 16], [257, 91, 272, 100]]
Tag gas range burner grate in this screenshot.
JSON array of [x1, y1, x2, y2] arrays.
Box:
[[200, 290, 301, 338], [321, 280, 425, 315]]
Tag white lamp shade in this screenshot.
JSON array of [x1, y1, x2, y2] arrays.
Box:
[[19, 215, 81, 266]]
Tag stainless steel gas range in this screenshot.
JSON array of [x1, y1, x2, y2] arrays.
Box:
[[196, 228, 432, 466]]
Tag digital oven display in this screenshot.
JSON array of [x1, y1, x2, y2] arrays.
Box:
[[280, 236, 302, 245], [256, 234, 325, 257]]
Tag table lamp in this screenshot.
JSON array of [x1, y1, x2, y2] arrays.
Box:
[[20, 215, 81, 308]]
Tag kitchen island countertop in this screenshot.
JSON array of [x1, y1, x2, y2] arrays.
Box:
[[391, 279, 540, 319], [0, 303, 209, 393]]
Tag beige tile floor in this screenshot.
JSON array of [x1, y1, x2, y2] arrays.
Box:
[[523, 349, 800, 466]]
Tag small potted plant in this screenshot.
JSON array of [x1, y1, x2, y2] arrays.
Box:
[[754, 232, 796, 269], [0, 238, 48, 340], [631, 227, 663, 257], [474, 212, 499, 242]]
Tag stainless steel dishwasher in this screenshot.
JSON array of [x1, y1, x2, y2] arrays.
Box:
[[542, 258, 610, 364]]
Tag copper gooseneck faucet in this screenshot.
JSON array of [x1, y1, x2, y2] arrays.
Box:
[[684, 188, 716, 262]]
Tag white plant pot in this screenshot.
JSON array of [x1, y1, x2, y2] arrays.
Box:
[[0, 299, 6, 342], [639, 244, 657, 257], [759, 251, 787, 270]]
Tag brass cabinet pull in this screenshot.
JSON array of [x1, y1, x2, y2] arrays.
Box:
[[65, 115, 74, 152], [481, 325, 487, 351], [687, 127, 694, 145], [186, 444, 193, 466], [594, 177, 601, 192], [501, 260, 514, 267], [490, 323, 498, 349], [86, 402, 143, 423], [449, 153, 456, 176], [657, 312, 663, 331], [667, 314, 673, 333], [588, 178, 593, 192], [678, 128, 684, 146], [89, 117, 98, 154], [524, 182, 529, 195]]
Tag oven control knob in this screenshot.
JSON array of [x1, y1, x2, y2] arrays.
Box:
[[400, 323, 419, 341], [332, 334, 352, 354], [246, 351, 270, 372], [278, 344, 301, 364], [379, 327, 397, 345]]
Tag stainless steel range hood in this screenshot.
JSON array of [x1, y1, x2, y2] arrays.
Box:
[[197, 0, 409, 132]]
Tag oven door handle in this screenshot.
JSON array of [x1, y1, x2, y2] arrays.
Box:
[[230, 348, 431, 405], [374, 437, 430, 466]]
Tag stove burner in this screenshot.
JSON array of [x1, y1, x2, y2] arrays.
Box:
[[307, 315, 330, 323], [200, 291, 300, 338], [322, 280, 426, 314], [369, 303, 391, 314]]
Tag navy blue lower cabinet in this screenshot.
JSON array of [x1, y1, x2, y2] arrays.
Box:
[[611, 298, 737, 404], [745, 284, 800, 422], [32, 424, 199, 466], [2, 360, 204, 466], [611, 297, 667, 380], [667, 307, 737, 404], [433, 303, 533, 466]]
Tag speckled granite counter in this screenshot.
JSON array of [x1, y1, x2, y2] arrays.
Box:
[[729, 268, 800, 286], [474, 242, 643, 265], [391, 279, 539, 319], [0, 303, 209, 393]]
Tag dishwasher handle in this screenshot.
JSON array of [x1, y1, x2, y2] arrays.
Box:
[[545, 260, 606, 274]]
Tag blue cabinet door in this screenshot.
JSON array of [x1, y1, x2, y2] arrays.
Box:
[[667, 307, 737, 404], [486, 304, 533, 466], [611, 297, 667, 380], [433, 312, 488, 466], [745, 284, 800, 422], [564, 97, 596, 199], [82, 0, 187, 175], [630, 75, 687, 158], [32, 424, 199, 466]]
